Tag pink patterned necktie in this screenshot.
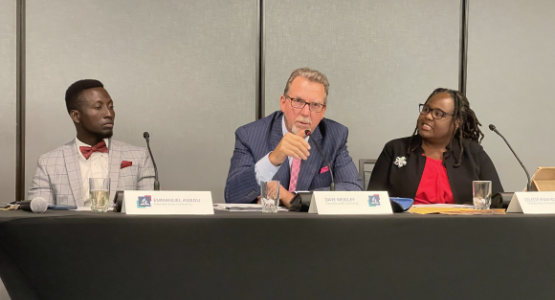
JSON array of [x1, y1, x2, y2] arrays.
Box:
[[289, 158, 301, 192]]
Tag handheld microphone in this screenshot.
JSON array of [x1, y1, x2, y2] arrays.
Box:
[[305, 130, 335, 191], [489, 124, 532, 191], [143, 132, 160, 190], [19, 197, 48, 213]]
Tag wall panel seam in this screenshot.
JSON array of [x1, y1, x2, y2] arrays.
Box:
[[16, 0, 26, 201], [459, 0, 469, 94], [256, 0, 265, 119]]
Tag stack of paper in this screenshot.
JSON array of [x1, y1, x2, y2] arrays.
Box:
[[213, 203, 288, 212], [409, 204, 505, 215]]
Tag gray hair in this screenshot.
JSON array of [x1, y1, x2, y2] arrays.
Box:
[[283, 67, 329, 103]]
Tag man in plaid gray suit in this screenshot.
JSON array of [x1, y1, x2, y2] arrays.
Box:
[[28, 79, 155, 207]]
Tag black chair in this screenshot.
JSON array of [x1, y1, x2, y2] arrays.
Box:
[[358, 159, 377, 190]]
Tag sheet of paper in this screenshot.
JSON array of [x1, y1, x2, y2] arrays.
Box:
[[213, 203, 288, 212], [71, 207, 114, 212], [412, 204, 474, 208], [439, 209, 505, 215], [409, 205, 505, 215]]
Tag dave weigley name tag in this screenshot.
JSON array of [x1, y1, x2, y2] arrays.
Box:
[[507, 192, 555, 214], [123, 191, 214, 215], [308, 191, 393, 215]]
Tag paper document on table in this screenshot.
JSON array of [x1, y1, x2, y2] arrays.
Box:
[[439, 209, 505, 215], [412, 204, 474, 208], [213, 203, 288, 212], [71, 207, 114, 212], [409, 204, 504, 215]]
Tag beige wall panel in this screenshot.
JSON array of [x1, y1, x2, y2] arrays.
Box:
[[265, 0, 460, 187], [0, 2, 16, 300], [0, 0, 16, 200], [25, 0, 258, 202], [467, 0, 555, 192]]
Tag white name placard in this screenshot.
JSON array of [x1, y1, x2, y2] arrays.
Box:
[[123, 191, 214, 215], [308, 191, 393, 215], [507, 192, 555, 214]]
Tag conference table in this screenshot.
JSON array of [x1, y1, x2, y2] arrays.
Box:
[[1, 209, 554, 300]]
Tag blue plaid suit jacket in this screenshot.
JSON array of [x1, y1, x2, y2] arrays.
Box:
[[28, 139, 155, 206], [225, 111, 362, 203]]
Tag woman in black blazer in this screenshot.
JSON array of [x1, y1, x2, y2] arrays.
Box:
[[367, 88, 503, 204]]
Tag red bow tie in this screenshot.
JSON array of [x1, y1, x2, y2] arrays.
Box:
[[79, 140, 108, 159]]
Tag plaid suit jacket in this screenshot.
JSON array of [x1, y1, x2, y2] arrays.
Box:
[[28, 139, 156, 206]]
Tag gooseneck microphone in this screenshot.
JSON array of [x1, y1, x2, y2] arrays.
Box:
[[305, 130, 335, 191], [489, 124, 532, 192], [143, 132, 160, 190]]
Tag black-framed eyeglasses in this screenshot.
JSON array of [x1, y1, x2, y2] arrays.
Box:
[[286, 95, 326, 113], [419, 104, 454, 120]]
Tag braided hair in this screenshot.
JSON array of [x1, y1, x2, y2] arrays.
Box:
[[407, 88, 484, 167]]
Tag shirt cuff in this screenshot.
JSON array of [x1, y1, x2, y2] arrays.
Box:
[[255, 152, 281, 185]]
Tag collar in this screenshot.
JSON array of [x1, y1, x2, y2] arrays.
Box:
[[75, 137, 110, 160], [413, 134, 464, 154], [412, 134, 467, 164]]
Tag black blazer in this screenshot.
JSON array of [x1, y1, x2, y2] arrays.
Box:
[[367, 136, 503, 204]]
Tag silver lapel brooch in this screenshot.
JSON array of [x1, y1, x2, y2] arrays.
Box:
[[394, 156, 407, 168]]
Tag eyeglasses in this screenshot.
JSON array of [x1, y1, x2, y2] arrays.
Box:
[[286, 95, 326, 113], [419, 104, 454, 120]]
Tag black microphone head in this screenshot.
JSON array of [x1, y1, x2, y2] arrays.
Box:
[[143, 132, 150, 139], [305, 130, 311, 136], [488, 124, 496, 131]]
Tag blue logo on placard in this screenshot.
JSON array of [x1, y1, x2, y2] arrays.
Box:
[[368, 195, 381, 207], [137, 196, 152, 208]]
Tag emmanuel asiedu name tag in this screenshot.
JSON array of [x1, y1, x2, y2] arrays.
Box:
[[308, 191, 393, 215], [123, 190, 214, 215]]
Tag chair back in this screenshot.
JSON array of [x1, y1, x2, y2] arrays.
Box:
[[358, 159, 377, 190]]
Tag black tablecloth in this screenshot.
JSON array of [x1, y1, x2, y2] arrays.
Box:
[[1, 210, 554, 300]]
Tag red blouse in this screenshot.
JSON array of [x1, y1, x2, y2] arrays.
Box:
[[414, 155, 454, 204]]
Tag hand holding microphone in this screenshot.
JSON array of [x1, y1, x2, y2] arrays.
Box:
[[269, 130, 311, 166], [267, 130, 311, 206]]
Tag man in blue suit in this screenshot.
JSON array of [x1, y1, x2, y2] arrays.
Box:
[[225, 68, 362, 206]]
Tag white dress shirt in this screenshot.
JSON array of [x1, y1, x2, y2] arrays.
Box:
[[254, 116, 309, 185], [75, 138, 110, 206]]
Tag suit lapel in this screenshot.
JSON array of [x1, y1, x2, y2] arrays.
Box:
[[444, 136, 462, 202], [62, 141, 83, 207], [296, 127, 323, 191], [268, 114, 283, 153], [406, 136, 426, 197], [411, 147, 426, 196], [108, 139, 122, 200]]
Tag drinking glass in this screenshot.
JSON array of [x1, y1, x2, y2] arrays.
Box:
[[89, 178, 110, 212], [473, 181, 492, 210], [260, 180, 280, 213]]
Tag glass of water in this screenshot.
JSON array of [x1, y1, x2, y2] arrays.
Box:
[[89, 178, 110, 212], [260, 180, 280, 213], [473, 181, 492, 210]]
